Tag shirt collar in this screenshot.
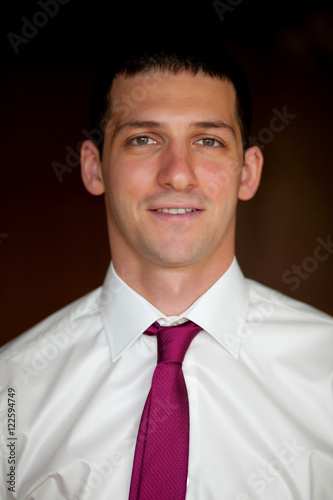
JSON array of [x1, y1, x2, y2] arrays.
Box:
[[100, 258, 249, 362]]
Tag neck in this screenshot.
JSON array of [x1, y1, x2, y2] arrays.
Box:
[[112, 254, 234, 316]]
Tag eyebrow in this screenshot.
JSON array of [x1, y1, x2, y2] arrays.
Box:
[[190, 120, 236, 137], [112, 119, 236, 139], [112, 121, 164, 139]]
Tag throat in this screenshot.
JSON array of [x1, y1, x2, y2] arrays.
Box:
[[127, 265, 213, 316]]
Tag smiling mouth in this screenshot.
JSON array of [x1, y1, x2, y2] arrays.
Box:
[[155, 208, 198, 214]]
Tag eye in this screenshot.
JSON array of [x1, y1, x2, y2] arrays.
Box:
[[129, 135, 157, 146], [195, 138, 223, 147]]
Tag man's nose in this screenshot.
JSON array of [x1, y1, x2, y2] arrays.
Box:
[[156, 144, 198, 191]]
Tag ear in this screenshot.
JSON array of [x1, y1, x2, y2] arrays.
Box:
[[238, 146, 264, 201], [80, 140, 105, 195]]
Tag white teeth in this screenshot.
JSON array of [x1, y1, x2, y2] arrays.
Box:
[[157, 208, 197, 214]]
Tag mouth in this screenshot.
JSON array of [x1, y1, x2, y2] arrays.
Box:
[[149, 207, 202, 222], [155, 208, 198, 214]]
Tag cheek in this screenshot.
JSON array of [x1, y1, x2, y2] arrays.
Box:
[[109, 154, 155, 186], [104, 159, 151, 215], [203, 158, 242, 199], [104, 159, 133, 197]]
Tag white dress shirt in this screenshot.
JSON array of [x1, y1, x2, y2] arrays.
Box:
[[0, 259, 332, 500]]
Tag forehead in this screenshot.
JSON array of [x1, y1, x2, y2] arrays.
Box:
[[109, 70, 239, 131]]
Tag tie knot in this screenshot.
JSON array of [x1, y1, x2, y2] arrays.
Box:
[[145, 321, 201, 363]]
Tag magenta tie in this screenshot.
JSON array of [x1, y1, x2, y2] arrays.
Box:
[[129, 320, 202, 500]]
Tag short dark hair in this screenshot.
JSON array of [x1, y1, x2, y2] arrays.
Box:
[[89, 37, 252, 156]]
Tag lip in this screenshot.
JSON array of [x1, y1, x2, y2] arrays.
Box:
[[153, 208, 200, 214], [148, 208, 203, 221], [148, 204, 204, 211]]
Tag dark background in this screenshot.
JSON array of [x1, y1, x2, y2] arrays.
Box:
[[1, 0, 332, 347]]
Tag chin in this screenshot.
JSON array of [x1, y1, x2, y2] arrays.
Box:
[[146, 247, 203, 268], [138, 233, 215, 268]]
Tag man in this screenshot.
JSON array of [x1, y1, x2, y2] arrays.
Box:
[[0, 39, 332, 500]]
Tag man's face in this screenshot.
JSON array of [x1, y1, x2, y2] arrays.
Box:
[[83, 71, 262, 273]]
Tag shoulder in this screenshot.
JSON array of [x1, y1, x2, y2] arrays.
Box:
[[0, 286, 102, 363], [246, 278, 332, 323], [239, 279, 333, 385], [244, 278, 333, 345]]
